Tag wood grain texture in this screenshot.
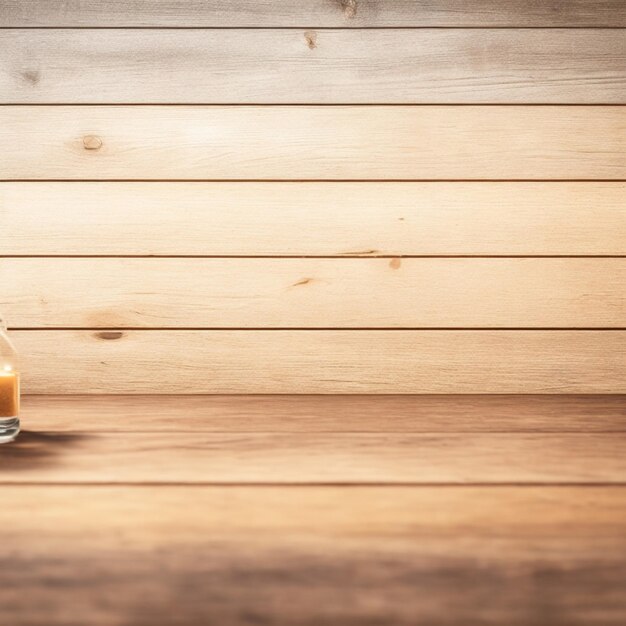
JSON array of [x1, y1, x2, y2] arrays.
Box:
[[3, 395, 625, 623], [2, 106, 624, 180], [2, 431, 625, 484], [13, 330, 626, 393], [3, 182, 625, 256], [3, 29, 624, 103], [3, 258, 624, 328], [20, 394, 626, 432], [1, 485, 624, 624], [2, 0, 624, 26]]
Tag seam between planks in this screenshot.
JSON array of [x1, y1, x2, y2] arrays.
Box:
[[12, 430, 626, 434], [11, 327, 626, 331], [2, 27, 626, 30], [3, 179, 625, 183], [1, 481, 625, 487], [2, 103, 626, 106], [2, 255, 625, 259]]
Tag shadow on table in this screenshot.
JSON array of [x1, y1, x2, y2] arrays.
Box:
[[0, 431, 90, 471]]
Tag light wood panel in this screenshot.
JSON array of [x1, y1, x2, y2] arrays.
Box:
[[1, 486, 624, 624], [2, 106, 624, 180], [13, 330, 626, 393], [3, 29, 624, 103], [3, 258, 624, 328], [2, 0, 624, 26], [20, 394, 626, 432], [3, 182, 625, 256]]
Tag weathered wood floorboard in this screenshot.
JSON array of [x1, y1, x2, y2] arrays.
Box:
[[0, 485, 624, 625], [2, 430, 625, 484], [20, 395, 626, 433], [3, 29, 624, 103], [2, 0, 625, 27], [4, 396, 626, 484]]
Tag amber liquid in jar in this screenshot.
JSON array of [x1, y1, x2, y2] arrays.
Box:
[[0, 370, 19, 418], [0, 313, 20, 443]]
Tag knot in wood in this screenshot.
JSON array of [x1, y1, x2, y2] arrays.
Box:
[[304, 31, 317, 50], [341, 0, 357, 18], [83, 135, 103, 150], [95, 331, 124, 341]]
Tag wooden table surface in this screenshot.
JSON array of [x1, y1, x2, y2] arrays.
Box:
[[1, 395, 625, 625]]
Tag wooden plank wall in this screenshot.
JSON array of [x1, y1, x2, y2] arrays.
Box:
[[0, 1, 625, 393]]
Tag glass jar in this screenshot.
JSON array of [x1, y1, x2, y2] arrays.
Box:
[[0, 314, 20, 443]]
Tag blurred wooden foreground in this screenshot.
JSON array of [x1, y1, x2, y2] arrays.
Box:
[[0, 395, 624, 625]]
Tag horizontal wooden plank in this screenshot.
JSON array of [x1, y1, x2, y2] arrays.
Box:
[[13, 330, 626, 393], [1, 106, 624, 180], [2, 258, 624, 328], [2, 182, 626, 256], [3, 29, 624, 103], [20, 394, 626, 432], [2, 0, 624, 26], [1, 486, 624, 625], [2, 430, 625, 483]]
